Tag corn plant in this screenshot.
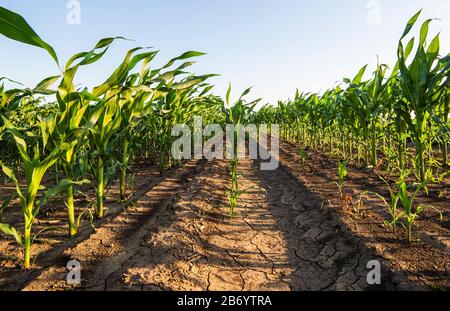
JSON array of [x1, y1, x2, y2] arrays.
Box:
[[84, 46, 166, 217], [373, 177, 403, 233], [331, 159, 348, 204], [298, 148, 308, 169], [51, 46, 111, 234], [366, 63, 391, 167], [84, 99, 121, 219], [337, 159, 347, 187], [396, 10, 450, 182], [222, 84, 259, 217], [374, 171, 442, 241], [396, 174, 442, 242], [341, 66, 373, 166], [0, 116, 75, 268]]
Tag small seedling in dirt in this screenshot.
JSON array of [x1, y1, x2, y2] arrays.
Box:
[[373, 177, 403, 233], [221, 84, 258, 218], [225, 186, 248, 218], [375, 172, 442, 242], [298, 148, 308, 169], [226, 157, 240, 217], [334, 160, 348, 201], [396, 175, 442, 242], [225, 183, 265, 217], [338, 160, 347, 187]]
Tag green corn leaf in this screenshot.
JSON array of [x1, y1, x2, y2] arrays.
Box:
[[426, 34, 440, 68], [391, 37, 415, 77], [176, 61, 196, 71], [92, 48, 140, 96], [70, 103, 89, 128], [93, 48, 157, 96], [34, 75, 60, 91], [0, 76, 23, 86], [128, 51, 158, 74], [63, 89, 102, 104], [157, 70, 189, 83], [85, 104, 105, 128], [401, 9, 422, 40], [405, 37, 416, 59], [1, 116, 30, 163], [240, 87, 252, 100], [199, 85, 214, 97], [419, 19, 432, 46], [172, 74, 218, 90], [353, 65, 367, 84], [0, 223, 22, 246], [39, 118, 50, 150], [162, 51, 206, 69], [0, 160, 25, 204], [95, 36, 128, 49], [226, 83, 232, 105], [36, 178, 91, 210], [0, 160, 16, 181], [0, 6, 59, 65]]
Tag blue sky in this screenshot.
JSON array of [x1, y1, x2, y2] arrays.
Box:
[[0, 0, 449, 104]]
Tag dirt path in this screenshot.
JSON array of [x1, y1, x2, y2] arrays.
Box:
[[13, 152, 426, 291]]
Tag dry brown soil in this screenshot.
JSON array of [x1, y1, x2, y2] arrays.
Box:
[[0, 142, 448, 291]]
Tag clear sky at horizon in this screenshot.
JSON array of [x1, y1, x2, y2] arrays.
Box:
[[0, 0, 449, 105]]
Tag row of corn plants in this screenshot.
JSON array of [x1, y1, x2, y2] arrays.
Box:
[[0, 6, 220, 268], [259, 11, 448, 182], [252, 11, 449, 242]]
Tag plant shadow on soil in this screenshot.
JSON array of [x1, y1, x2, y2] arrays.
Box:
[[0, 160, 196, 290], [81, 157, 425, 290], [1, 148, 443, 290], [279, 141, 450, 289]]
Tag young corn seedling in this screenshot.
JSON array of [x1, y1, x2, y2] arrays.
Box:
[[335, 159, 348, 193], [333, 159, 351, 209], [396, 174, 442, 242], [224, 160, 260, 217], [298, 148, 308, 169], [373, 177, 403, 233], [225, 159, 240, 217], [221, 84, 259, 217]]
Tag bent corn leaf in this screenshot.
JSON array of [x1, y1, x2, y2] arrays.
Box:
[[0, 6, 58, 65]]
